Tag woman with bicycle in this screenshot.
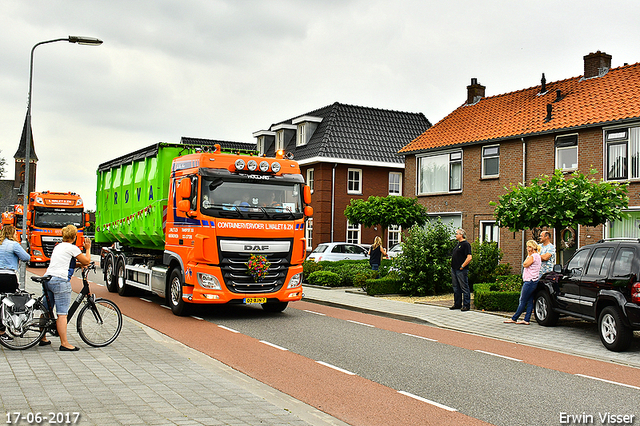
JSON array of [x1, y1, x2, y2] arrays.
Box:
[[40, 225, 91, 351], [0, 225, 31, 342]]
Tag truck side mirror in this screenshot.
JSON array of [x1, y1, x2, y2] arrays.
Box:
[[303, 185, 312, 205], [177, 200, 190, 213], [177, 178, 191, 200], [304, 205, 313, 217], [85, 212, 91, 228]]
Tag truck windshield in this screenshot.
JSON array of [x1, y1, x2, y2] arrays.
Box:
[[33, 208, 84, 228], [200, 177, 304, 220]]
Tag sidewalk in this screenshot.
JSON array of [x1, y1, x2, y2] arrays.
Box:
[[302, 285, 640, 368], [0, 272, 348, 426]]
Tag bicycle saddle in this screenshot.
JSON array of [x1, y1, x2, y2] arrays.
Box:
[[30, 275, 52, 283]]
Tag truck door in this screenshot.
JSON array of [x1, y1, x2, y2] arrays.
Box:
[[555, 248, 591, 313]]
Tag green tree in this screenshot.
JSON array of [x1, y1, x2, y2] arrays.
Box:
[[393, 220, 456, 296], [344, 195, 427, 243], [491, 169, 629, 247]]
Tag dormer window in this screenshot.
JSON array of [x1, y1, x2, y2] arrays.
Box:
[[275, 131, 285, 151], [292, 115, 322, 147], [252, 130, 275, 156]]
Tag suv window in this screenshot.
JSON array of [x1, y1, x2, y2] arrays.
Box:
[[612, 247, 634, 277], [585, 247, 615, 277], [566, 249, 591, 277]]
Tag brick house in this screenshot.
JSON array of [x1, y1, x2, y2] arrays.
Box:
[[400, 51, 640, 268], [253, 102, 431, 251]]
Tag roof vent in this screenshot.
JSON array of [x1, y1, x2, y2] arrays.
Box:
[[583, 51, 611, 79], [554, 89, 564, 103], [466, 78, 486, 105], [544, 104, 552, 122], [540, 73, 547, 94]]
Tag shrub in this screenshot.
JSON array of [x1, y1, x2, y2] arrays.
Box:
[[329, 261, 373, 286], [493, 274, 523, 292], [307, 270, 341, 287], [469, 240, 504, 285], [303, 260, 323, 277], [364, 276, 404, 296], [495, 263, 512, 276], [393, 220, 456, 296], [473, 283, 520, 311]]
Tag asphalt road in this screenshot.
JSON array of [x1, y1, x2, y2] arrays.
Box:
[[51, 266, 640, 426]]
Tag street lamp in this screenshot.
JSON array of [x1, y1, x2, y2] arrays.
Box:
[[19, 35, 103, 288]]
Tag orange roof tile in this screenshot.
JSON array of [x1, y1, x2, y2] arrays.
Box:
[[400, 62, 640, 153]]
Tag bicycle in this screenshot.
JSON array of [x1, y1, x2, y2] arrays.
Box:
[[0, 262, 122, 350]]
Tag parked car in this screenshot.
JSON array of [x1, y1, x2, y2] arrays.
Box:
[[306, 242, 369, 262], [534, 239, 640, 351], [387, 243, 403, 258]]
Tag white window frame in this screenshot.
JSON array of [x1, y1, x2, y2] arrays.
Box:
[[347, 168, 362, 195], [306, 168, 315, 193], [481, 145, 500, 178], [605, 127, 640, 181], [275, 131, 285, 152], [480, 220, 499, 243], [346, 221, 361, 244], [389, 172, 402, 195], [297, 123, 307, 147], [388, 224, 401, 248], [417, 151, 462, 195], [305, 218, 313, 250], [555, 134, 578, 172]]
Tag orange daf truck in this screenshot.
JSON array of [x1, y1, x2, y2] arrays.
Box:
[[96, 142, 312, 316], [25, 192, 89, 265]]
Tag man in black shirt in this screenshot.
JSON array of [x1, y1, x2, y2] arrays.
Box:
[[451, 228, 472, 311]]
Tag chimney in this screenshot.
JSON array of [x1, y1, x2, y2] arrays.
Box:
[[466, 78, 486, 105], [583, 51, 612, 78]]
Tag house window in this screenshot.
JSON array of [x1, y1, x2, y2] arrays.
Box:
[[275, 131, 285, 151], [389, 172, 402, 195], [482, 145, 499, 178], [480, 221, 499, 243], [605, 128, 640, 180], [297, 124, 306, 147], [388, 224, 401, 248], [426, 213, 462, 231], [348, 169, 362, 194], [608, 209, 640, 238], [555, 135, 578, 171], [306, 168, 315, 193], [346, 221, 360, 244], [257, 137, 265, 156], [305, 219, 313, 250], [417, 151, 462, 195]]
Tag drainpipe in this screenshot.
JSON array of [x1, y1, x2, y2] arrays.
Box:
[[331, 163, 337, 242], [521, 138, 526, 266]]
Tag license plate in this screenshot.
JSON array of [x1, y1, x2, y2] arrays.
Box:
[[244, 297, 267, 304]]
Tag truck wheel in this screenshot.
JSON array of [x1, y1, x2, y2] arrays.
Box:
[[104, 256, 117, 293], [598, 306, 633, 352], [261, 302, 288, 313], [116, 260, 131, 297], [534, 290, 558, 326], [168, 269, 189, 316]]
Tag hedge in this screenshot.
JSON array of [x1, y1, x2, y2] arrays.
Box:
[[363, 277, 404, 296], [473, 283, 520, 311], [307, 270, 341, 287]]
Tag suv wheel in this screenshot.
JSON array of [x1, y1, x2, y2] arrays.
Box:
[[534, 291, 558, 326], [598, 306, 633, 352]]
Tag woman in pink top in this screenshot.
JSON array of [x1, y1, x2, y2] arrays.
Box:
[[504, 240, 541, 325]]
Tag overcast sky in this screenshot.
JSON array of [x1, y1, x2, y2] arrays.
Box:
[[1, 0, 639, 210]]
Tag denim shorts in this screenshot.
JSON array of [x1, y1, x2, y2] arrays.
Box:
[[43, 276, 72, 315]]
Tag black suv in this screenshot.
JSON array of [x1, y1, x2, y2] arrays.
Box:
[[535, 239, 640, 351]]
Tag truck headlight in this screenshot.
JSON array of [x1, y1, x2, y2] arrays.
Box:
[[33, 250, 43, 256], [198, 273, 221, 290], [287, 273, 302, 289]]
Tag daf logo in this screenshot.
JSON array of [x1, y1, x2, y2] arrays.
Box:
[[245, 245, 270, 251]]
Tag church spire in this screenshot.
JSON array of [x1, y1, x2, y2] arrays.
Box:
[[14, 112, 38, 161]]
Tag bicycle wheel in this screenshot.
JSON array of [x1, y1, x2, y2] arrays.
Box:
[[0, 299, 50, 350], [76, 298, 122, 347]]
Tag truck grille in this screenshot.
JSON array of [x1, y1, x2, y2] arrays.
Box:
[[219, 252, 290, 294], [42, 241, 57, 258]]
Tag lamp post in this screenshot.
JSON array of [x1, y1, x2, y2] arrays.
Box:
[[19, 36, 103, 288]]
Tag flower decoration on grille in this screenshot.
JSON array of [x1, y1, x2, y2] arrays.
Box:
[[245, 254, 271, 282]]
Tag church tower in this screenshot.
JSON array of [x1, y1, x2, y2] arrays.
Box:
[[13, 113, 38, 201]]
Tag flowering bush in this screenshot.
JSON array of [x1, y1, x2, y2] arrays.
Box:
[[245, 254, 271, 282]]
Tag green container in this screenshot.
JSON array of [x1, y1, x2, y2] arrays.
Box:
[[95, 143, 192, 250]]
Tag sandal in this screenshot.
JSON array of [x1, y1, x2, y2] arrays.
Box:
[[503, 319, 517, 323], [516, 320, 530, 325]]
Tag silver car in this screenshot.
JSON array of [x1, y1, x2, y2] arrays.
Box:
[[307, 242, 369, 262]]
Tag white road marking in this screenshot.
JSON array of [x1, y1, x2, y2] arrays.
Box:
[[218, 325, 240, 333], [576, 374, 640, 390], [346, 320, 375, 327], [190, 316, 204, 320], [303, 310, 326, 316], [397, 391, 458, 412], [474, 350, 523, 362], [402, 332, 438, 342], [161, 305, 171, 310], [315, 361, 356, 376], [260, 340, 288, 351], [140, 298, 152, 303]]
